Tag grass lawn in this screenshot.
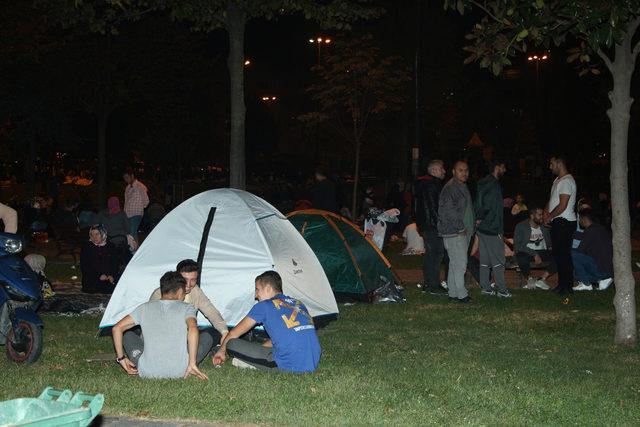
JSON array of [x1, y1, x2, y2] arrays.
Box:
[[1, 285, 639, 425]]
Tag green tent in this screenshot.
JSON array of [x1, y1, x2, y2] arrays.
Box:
[[287, 209, 400, 301]]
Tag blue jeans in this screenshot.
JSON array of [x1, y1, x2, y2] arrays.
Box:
[[129, 215, 142, 238], [572, 250, 609, 284]]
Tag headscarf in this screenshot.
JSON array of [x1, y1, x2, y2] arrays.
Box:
[[24, 254, 46, 274], [107, 196, 120, 215], [89, 224, 108, 246]]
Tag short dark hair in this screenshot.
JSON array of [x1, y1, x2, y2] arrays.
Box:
[[529, 206, 543, 215], [550, 155, 569, 169], [255, 270, 283, 292], [176, 259, 198, 274], [579, 208, 597, 223], [489, 158, 505, 170], [160, 271, 186, 296]]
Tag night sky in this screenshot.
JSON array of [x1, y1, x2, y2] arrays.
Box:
[[1, 0, 637, 200]]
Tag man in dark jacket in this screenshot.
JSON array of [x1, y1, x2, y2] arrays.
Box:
[[475, 159, 511, 298], [513, 207, 555, 289], [414, 159, 447, 295], [572, 209, 614, 291], [438, 161, 474, 303], [310, 169, 338, 213]]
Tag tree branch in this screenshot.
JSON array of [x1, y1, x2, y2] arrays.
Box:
[[597, 49, 614, 72], [469, 0, 508, 25]]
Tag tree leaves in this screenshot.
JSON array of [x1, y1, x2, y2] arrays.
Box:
[[447, 0, 640, 78]]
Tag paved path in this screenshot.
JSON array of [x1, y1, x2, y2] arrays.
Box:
[[92, 416, 225, 426]]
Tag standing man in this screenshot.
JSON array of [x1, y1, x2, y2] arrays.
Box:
[[414, 159, 448, 295], [310, 168, 338, 213], [438, 161, 474, 303], [123, 169, 149, 242], [545, 156, 577, 295], [475, 159, 511, 298], [147, 259, 228, 363]]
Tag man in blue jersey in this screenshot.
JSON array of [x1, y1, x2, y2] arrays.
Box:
[[212, 270, 321, 373]]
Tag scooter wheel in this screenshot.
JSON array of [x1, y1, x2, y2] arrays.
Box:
[[6, 320, 43, 364]]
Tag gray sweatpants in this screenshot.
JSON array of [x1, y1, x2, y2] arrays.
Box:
[[123, 327, 216, 366], [478, 233, 507, 293], [443, 234, 470, 299], [226, 338, 277, 371]]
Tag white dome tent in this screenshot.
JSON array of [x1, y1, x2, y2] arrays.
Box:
[[100, 189, 338, 329]]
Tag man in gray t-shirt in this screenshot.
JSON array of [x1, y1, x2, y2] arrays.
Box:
[[111, 271, 208, 380]]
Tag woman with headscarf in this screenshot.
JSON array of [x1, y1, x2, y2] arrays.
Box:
[[80, 224, 119, 294]]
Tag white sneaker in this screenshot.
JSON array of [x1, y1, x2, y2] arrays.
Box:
[[598, 278, 613, 291], [522, 277, 536, 290], [231, 358, 257, 370], [573, 282, 593, 291], [440, 280, 448, 290], [490, 282, 496, 290], [535, 279, 550, 290]]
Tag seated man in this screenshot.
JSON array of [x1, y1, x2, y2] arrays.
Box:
[[513, 207, 556, 290], [147, 259, 228, 363], [213, 270, 321, 373], [572, 209, 613, 291], [111, 271, 208, 380]]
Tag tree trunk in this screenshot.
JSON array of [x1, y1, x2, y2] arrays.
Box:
[[351, 114, 361, 218], [226, 2, 246, 190], [97, 112, 108, 209], [608, 40, 637, 346]]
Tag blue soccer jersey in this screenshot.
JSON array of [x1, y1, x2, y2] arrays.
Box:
[[247, 294, 321, 373]]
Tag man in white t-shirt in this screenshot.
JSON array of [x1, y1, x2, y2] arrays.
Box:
[[544, 156, 577, 294]]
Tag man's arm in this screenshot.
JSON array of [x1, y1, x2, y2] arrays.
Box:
[[190, 287, 229, 337], [545, 194, 570, 225], [112, 315, 138, 375], [212, 316, 257, 365], [514, 222, 537, 257], [183, 317, 208, 380]]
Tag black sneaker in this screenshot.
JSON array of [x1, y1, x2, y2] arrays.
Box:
[[497, 290, 512, 298], [457, 296, 471, 303], [428, 286, 448, 295]]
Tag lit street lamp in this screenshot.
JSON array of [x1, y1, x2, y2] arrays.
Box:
[[527, 53, 549, 149], [308, 36, 331, 65], [527, 53, 548, 85], [244, 59, 251, 66], [261, 96, 277, 102]]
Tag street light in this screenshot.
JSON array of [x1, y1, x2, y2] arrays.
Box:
[[527, 53, 549, 83], [244, 59, 251, 66], [261, 96, 277, 102], [308, 36, 332, 65]]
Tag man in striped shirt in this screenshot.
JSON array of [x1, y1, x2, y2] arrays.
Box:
[[123, 169, 149, 242]]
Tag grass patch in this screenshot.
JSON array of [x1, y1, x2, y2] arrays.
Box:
[[384, 241, 421, 270], [1, 287, 639, 425], [45, 261, 81, 283]]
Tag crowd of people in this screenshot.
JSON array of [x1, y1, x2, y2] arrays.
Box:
[[0, 156, 621, 379], [412, 155, 614, 302]]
